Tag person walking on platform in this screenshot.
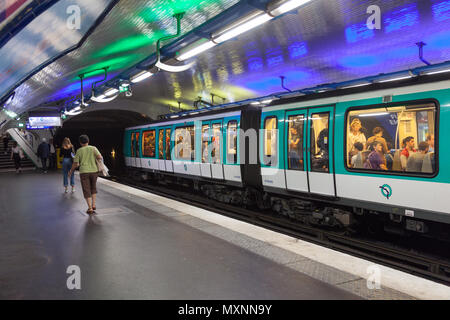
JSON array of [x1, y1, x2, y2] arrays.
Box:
[[61, 137, 75, 193], [68, 135, 103, 215], [10, 141, 24, 173], [37, 138, 50, 173], [3, 133, 10, 155], [49, 138, 57, 170]]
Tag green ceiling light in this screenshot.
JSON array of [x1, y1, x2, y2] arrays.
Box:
[[93, 33, 166, 58]]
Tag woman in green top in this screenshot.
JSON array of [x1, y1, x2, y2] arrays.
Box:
[[69, 134, 103, 215]]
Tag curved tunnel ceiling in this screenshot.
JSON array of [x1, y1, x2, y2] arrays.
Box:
[[2, 0, 450, 122]]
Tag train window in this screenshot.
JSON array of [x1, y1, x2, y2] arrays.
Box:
[[346, 102, 437, 175], [175, 126, 195, 161], [263, 117, 278, 166], [202, 124, 210, 163], [158, 129, 164, 159], [142, 130, 156, 158], [131, 132, 135, 157], [212, 123, 222, 164], [165, 129, 171, 160], [227, 121, 238, 164], [135, 132, 140, 157], [287, 115, 304, 171], [310, 113, 329, 173]]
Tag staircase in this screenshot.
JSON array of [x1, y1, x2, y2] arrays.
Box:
[[0, 140, 35, 172]]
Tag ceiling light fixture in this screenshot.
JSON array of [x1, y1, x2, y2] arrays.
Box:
[[131, 70, 153, 83], [340, 82, 371, 89], [358, 112, 389, 117], [177, 40, 216, 61], [377, 75, 413, 83], [423, 68, 450, 75], [214, 13, 273, 43], [270, 0, 312, 16], [104, 88, 119, 97]]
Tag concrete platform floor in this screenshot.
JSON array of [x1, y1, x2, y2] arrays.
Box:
[[0, 171, 360, 300]]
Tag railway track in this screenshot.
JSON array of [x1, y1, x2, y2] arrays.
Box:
[[107, 175, 450, 287]]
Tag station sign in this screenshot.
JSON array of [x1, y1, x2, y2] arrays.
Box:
[[26, 124, 52, 130], [28, 116, 61, 127]]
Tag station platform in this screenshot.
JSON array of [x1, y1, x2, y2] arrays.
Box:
[[0, 171, 449, 300]]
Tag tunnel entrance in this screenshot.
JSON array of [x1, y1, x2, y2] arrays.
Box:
[[54, 109, 151, 175]]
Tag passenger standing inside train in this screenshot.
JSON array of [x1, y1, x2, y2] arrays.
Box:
[[10, 141, 24, 173], [289, 126, 301, 169], [61, 137, 75, 193], [400, 136, 416, 171], [406, 141, 429, 172], [366, 127, 388, 154], [347, 118, 366, 164], [68, 135, 102, 215], [364, 141, 387, 170], [426, 134, 435, 153], [37, 138, 50, 173], [350, 142, 364, 168]]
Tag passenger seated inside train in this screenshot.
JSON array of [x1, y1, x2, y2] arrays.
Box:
[[400, 136, 416, 171], [406, 141, 429, 173], [367, 127, 388, 154], [364, 141, 387, 170]]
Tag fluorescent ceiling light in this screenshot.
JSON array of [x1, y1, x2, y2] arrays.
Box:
[[214, 13, 273, 43], [377, 75, 412, 83], [250, 101, 261, 105], [359, 112, 389, 117], [262, 99, 273, 104], [424, 68, 450, 75], [170, 115, 179, 118], [341, 83, 371, 89], [270, 0, 312, 16], [104, 88, 119, 97], [90, 94, 118, 103], [131, 71, 153, 83], [155, 60, 195, 73], [177, 40, 216, 61]]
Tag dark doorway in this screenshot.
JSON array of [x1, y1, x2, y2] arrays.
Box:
[[54, 110, 151, 175]]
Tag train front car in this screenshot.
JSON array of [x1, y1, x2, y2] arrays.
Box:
[[123, 106, 262, 202], [259, 81, 450, 241]]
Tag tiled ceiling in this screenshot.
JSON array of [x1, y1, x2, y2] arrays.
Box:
[[3, 0, 450, 118]]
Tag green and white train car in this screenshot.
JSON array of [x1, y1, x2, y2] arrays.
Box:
[[125, 80, 450, 238]]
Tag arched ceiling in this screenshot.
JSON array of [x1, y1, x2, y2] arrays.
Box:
[[1, 0, 450, 126]]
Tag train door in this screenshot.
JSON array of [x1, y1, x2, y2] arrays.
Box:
[[306, 106, 336, 196], [261, 112, 286, 189], [165, 127, 174, 172], [285, 110, 308, 192], [135, 130, 142, 168], [157, 128, 166, 171], [200, 121, 212, 178], [211, 120, 224, 180], [130, 132, 136, 167]]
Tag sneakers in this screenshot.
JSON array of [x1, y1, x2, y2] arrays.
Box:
[[64, 186, 68, 193], [71, 186, 75, 193]]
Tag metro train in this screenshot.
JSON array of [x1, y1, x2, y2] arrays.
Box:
[[124, 80, 450, 241]]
